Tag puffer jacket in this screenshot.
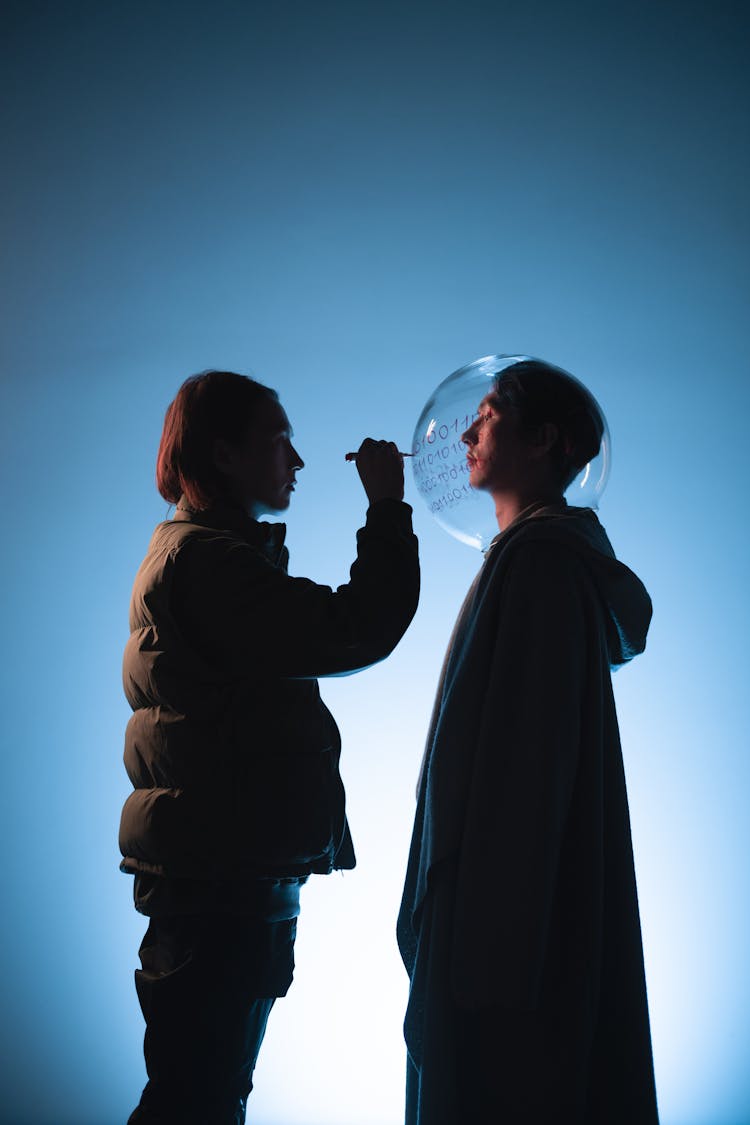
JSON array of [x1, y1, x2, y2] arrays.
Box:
[[120, 497, 419, 881]]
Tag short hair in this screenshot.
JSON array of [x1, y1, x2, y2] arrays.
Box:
[[493, 360, 604, 490], [156, 370, 278, 510]]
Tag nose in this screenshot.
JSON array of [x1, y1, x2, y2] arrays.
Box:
[[290, 443, 304, 471], [461, 420, 477, 445]]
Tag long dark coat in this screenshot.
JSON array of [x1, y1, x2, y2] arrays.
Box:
[[397, 505, 659, 1124]]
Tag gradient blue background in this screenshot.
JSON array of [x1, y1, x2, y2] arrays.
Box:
[[1, 2, 748, 1122]]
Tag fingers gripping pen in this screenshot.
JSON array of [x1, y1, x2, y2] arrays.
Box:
[[344, 451, 413, 461]]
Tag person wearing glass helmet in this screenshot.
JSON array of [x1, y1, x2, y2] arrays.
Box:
[[398, 360, 659, 1124]]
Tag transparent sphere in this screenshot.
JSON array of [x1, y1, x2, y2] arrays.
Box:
[[411, 354, 611, 551]]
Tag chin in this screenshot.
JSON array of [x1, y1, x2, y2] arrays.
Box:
[[272, 492, 292, 512], [253, 493, 291, 518]]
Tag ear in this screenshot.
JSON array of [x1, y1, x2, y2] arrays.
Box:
[[529, 422, 558, 459], [212, 437, 236, 476]]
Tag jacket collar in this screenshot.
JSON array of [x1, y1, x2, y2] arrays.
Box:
[[173, 498, 287, 565], [485, 499, 569, 557]]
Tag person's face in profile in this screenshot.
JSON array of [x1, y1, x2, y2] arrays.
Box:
[[216, 396, 304, 517], [461, 393, 534, 495]]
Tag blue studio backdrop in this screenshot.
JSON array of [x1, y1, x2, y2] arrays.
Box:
[[1, 2, 748, 1123]]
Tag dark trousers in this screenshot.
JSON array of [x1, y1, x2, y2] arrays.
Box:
[[128, 913, 296, 1125]]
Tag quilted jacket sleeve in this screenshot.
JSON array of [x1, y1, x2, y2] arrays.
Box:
[[171, 498, 420, 679]]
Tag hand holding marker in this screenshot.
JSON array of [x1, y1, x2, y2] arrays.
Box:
[[344, 451, 413, 461], [345, 438, 409, 504]]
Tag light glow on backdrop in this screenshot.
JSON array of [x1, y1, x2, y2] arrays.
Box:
[[1, 2, 749, 1124]]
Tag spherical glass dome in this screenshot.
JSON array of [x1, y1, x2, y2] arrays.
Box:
[[411, 354, 611, 551]]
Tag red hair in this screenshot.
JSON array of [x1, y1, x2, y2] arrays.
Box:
[[156, 371, 277, 510]]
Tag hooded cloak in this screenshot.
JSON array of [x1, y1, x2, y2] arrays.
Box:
[[397, 505, 659, 1124]]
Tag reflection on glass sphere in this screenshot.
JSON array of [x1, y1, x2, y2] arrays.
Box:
[[411, 354, 611, 551]]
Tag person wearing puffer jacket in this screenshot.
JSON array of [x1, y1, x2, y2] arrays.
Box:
[[121, 369, 420, 1125]]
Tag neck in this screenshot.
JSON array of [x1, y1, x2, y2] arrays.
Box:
[[492, 487, 564, 532], [217, 483, 263, 520]]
